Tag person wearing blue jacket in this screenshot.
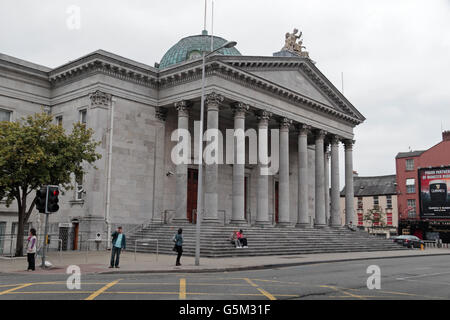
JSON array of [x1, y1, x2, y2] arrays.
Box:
[[110, 226, 126, 268], [173, 228, 183, 266]]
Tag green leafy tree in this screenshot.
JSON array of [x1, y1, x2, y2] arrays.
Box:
[[0, 112, 101, 256], [364, 206, 386, 233]]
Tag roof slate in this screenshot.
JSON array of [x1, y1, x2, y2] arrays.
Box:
[[340, 174, 397, 197]]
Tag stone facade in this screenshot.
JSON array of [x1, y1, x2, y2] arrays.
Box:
[[0, 35, 365, 252]]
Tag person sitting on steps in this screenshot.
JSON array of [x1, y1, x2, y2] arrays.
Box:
[[229, 230, 242, 248], [236, 229, 248, 248]]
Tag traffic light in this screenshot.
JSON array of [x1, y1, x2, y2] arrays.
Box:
[[47, 186, 60, 213], [35, 187, 47, 213]]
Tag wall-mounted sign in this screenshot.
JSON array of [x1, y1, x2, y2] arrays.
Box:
[[419, 167, 450, 219]]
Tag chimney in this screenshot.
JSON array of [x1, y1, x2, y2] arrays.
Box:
[[443, 130, 450, 142]]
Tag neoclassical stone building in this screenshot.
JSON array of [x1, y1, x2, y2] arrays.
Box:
[[0, 30, 365, 250]]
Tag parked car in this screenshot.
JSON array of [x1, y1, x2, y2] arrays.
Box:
[[392, 235, 409, 244], [403, 236, 425, 248], [395, 235, 425, 248]]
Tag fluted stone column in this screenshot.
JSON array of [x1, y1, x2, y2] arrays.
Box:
[[330, 135, 341, 227], [324, 143, 330, 225], [231, 102, 249, 225], [173, 101, 191, 224], [152, 107, 168, 224], [344, 139, 356, 226], [296, 124, 311, 228], [256, 110, 272, 226], [314, 130, 327, 227], [277, 118, 292, 227], [203, 92, 223, 224]]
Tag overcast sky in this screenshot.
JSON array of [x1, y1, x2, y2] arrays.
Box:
[[1, 0, 449, 182]]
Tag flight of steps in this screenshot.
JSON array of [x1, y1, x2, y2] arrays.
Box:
[[128, 224, 407, 258]]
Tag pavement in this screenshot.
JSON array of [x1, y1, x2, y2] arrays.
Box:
[[1, 247, 450, 275]]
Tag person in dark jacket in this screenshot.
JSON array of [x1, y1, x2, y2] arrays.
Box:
[[110, 226, 126, 268], [173, 228, 183, 266]]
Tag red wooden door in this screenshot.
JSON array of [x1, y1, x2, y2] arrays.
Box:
[[187, 169, 198, 223], [275, 180, 279, 223]]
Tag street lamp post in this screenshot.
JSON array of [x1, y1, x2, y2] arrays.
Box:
[[195, 41, 237, 266]]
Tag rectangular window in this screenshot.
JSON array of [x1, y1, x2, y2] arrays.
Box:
[[0, 109, 12, 122], [387, 212, 393, 226], [11, 222, 31, 236], [357, 213, 363, 226], [386, 195, 392, 209], [373, 212, 380, 226], [406, 159, 414, 171], [55, 115, 63, 126], [373, 196, 379, 208], [75, 173, 84, 201], [407, 199, 416, 218], [357, 197, 363, 210], [406, 178, 415, 194], [79, 109, 87, 124]]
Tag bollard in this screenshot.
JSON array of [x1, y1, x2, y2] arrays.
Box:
[[420, 244, 424, 251]]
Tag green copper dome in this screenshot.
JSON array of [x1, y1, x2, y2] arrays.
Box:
[[159, 31, 241, 69]]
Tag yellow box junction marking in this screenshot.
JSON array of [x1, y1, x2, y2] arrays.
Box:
[[0, 283, 33, 295], [85, 279, 121, 300]]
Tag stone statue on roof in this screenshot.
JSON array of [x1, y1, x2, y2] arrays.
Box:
[[282, 28, 310, 58]]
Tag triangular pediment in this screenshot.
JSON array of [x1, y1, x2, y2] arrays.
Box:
[[249, 69, 332, 106]]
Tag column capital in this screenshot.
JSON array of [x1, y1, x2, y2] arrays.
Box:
[[231, 102, 250, 118], [90, 90, 112, 109], [255, 110, 272, 122], [343, 139, 355, 150], [315, 129, 327, 140], [175, 100, 191, 117], [330, 134, 341, 146], [205, 92, 224, 111], [297, 124, 312, 136], [155, 107, 168, 122], [279, 117, 293, 130]]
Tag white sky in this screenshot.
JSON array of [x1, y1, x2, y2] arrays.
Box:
[[1, 0, 449, 183]]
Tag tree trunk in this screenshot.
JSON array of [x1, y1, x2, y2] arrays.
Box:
[[15, 207, 26, 257], [14, 188, 27, 257]]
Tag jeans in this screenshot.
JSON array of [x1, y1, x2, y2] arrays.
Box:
[[175, 245, 183, 265], [110, 247, 122, 267], [27, 253, 35, 270]]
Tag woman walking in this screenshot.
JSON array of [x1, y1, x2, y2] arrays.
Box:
[[173, 228, 184, 266], [26, 228, 37, 271]]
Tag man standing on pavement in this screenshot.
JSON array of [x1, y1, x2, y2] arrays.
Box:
[[110, 226, 126, 268]]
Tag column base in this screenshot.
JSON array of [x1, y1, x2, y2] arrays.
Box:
[[255, 221, 272, 227], [276, 222, 292, 228], [295, 223, 312, 229], [229, 219, 248, 226], [171, 218, 191, 225], [201, 218, 221, 225], [314, 223, 328, 229]]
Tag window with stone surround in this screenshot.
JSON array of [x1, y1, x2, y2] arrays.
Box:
[[386, 195, 392, 209], [75, 173, 84, 201], [406, 178, 415, 193], [357, 197, 363, 210], [55, 115, 63, 126], [79, 109, 87, 124], [406, 159, 414, 171], [407, 199, 416, 218], [0, 109, 11, 122]]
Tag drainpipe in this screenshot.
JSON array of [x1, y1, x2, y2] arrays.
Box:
[[105, 97, 115, 249]]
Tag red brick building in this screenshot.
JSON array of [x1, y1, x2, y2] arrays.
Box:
[[396, 131, 450, 242]]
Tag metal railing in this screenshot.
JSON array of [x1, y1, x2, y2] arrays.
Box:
[[134, 239, 158, 262]]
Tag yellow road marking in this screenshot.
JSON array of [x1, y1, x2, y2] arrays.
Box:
[[244, 278, 277, 300], [179, 278, 186, 299], [0, 283, 33, 295], [244, 278, 258, 287], [257, 288, 277, 300], [85, 279, 120, 300], [321, 285, 365, 300]]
